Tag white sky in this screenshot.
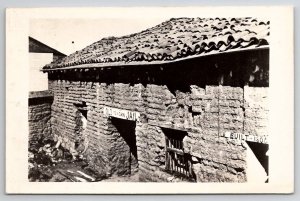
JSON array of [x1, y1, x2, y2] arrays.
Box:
[[28, 7, 269, 56], [29, 18, 170, 56]]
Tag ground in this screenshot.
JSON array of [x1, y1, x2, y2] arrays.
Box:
[[28, 137, 140, 182]]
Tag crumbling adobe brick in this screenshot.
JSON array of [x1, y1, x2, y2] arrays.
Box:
[[46, 77, 268, 182]]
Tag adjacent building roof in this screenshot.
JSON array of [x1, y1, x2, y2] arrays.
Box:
[[43, 17, 270, 70], [29, 90, 53, 99], [29, 36, 66, 57]]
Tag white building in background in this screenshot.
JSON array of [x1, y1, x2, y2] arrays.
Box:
[[29, 36, 66, 92]]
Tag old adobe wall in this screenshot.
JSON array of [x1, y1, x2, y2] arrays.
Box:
[[47, 82, 268, 182], [47, 49, 269, 182], [28, 91, 53, 149]]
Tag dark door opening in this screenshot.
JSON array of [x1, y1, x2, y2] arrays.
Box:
[[110, 117, 138, 175], [246, 141, 269, 183]]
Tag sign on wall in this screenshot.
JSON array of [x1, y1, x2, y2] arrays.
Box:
[[220, 132, 268, 144], [103, 106, 140, 121]]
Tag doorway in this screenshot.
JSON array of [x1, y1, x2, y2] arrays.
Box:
[[246, 141, 269, 183], [110, 117, 138, 175]]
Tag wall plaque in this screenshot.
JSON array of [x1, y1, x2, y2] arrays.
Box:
[[103, 106, 140, 121]]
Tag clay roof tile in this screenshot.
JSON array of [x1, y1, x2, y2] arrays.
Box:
[[44, 17, 270, 70]]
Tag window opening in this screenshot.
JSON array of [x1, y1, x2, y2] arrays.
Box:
[[163, 128, 193, 179], [74, 102, 88, 149]]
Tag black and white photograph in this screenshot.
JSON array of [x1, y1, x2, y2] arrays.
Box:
[[6, 6, 293, 194]]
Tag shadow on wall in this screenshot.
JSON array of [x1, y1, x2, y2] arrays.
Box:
[[111, 117, 138, 161], [247, 141, 269, 175], [109, 117, 138, 176], [48, 49, 269, 94], [29, 94, 54, 106]]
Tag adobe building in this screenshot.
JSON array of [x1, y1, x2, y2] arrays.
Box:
[[29, 36, 66, 91], [41, 17, 269, 182], [28, 37, 65, 150]]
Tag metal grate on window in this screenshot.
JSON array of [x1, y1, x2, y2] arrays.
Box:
[[163, 128, 193, 179]]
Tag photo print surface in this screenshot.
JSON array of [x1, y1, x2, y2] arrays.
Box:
[[28, 16, 270, 183]]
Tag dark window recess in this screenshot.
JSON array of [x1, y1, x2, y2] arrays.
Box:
[[74, 102, 88, 146], [74, 101, 87, 109], [78, 109, 87, 119], [74, 101, 88, 118], [163, 128, 193, 179]]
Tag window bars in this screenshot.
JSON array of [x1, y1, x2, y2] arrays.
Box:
[[164, 129, 193, 178]]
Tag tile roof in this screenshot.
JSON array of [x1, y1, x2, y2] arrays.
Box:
[[43, 17, 270, 70]]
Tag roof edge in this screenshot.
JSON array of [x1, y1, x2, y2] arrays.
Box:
[[29, 36, 66, 56], [42, 46, 269, 72]]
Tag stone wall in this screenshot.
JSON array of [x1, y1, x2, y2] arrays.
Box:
[[28, 91, 53, 149], [244, 86, 269, 137], [138, 85, 247, 182], [48, 79, 268, 182]]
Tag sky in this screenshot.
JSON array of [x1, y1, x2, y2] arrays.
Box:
[[29, 18, 170, 56], [28, 7, 270, 56]]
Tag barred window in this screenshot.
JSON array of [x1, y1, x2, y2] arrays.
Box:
[[163, 128, 193, 178]]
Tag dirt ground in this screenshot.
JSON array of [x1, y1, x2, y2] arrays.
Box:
[[101, 173, 139, 182], [28, 138, 139, 182]]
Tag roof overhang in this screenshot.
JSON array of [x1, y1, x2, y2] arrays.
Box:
[[42, 46, 269, 72]]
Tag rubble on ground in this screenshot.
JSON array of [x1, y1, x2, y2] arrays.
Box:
[[28, 136, 106, 182]]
